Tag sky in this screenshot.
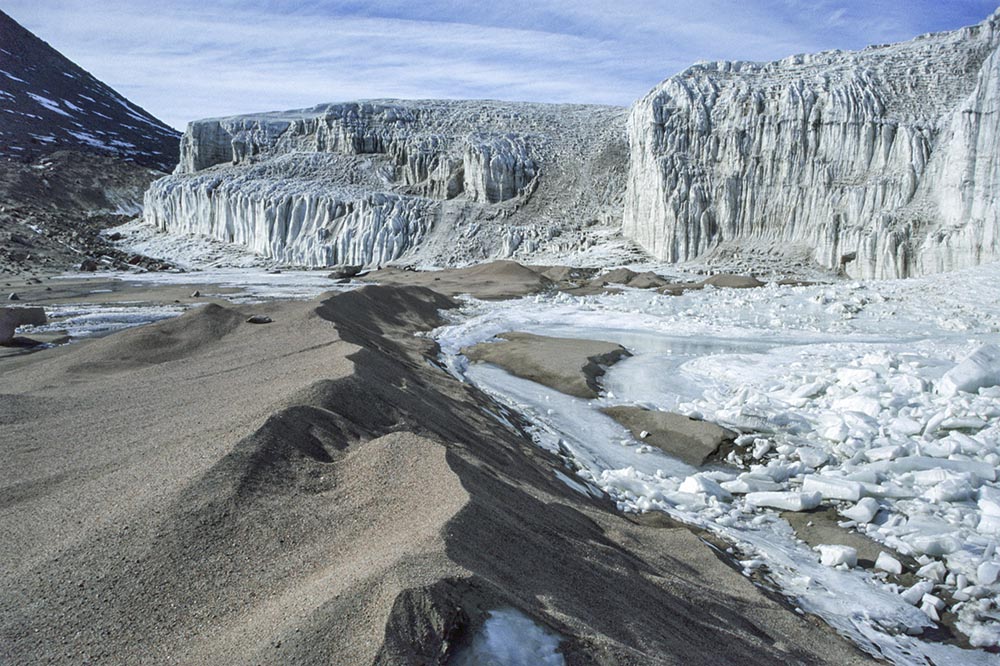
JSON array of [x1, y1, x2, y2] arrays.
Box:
[[5, 1, 999, 130]]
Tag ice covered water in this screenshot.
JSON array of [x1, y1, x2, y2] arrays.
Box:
[[434, 262, 1000, 663], [450, 608, 564, 666]]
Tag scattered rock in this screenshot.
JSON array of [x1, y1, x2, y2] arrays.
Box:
[[1, 306, 46, 344], [107, 231, 123, 241], [79, 258, 99, 272], [591, 267, 638, 287], [246, 315, 273, 324], [628, 271, 669, 289], [327, 265, 363, 280], [699, 274, 764, 289]]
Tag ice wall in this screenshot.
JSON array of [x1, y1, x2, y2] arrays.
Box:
[[151, 100, 625, 267], [625, 11, 1000, 278]]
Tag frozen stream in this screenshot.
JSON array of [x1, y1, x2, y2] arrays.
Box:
[[20, 268, 350, 340], [433, 265, 1000, 665]]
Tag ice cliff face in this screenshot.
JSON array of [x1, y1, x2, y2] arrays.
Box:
[[148, 100, 626, 267], [625, 11, 1000, 278]]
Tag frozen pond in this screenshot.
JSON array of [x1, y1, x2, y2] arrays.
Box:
[[434, 264, 1000, 665], [20, 268, 352, 341]]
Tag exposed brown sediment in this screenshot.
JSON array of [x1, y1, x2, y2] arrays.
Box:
[[601, 406, 737, 467], [463, 331, 630, 399]]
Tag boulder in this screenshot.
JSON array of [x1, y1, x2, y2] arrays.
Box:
[[328, 265, 363, 280], [1, 306, 46, 344]]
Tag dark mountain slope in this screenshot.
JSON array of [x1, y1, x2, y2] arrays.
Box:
[[0, 9, 179, 171]]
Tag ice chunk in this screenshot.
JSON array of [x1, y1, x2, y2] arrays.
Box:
[[832, 395, 882, 419], [721, 473, 783, 494], [802, 475, 863, 501], [836, 367, 878, 387], [909, 535, 960, 557], [796, 448, 829, 468], [873, 456, 995, 482], [940, 416, 986, 430], [977, 561, 1000, 585], [916, 561, 947, 582], [888, 417, 923, 436], [451, 608, 564, 666], [815, 544, 858, 567], [841, 497, 880, 524], [864, 445, 905, 462], [919, 596, 942, 621], [923, 479, 973, 503], [921, 593, 945, 611], [678, 475, 732, 501], [978, 514, 1000, 536], [900, 580, 934, 605], [939, 344, 1000, 397], [745, 491, 822, 512], [875, 552, 903, 575], [979, 486, 1000, 515]]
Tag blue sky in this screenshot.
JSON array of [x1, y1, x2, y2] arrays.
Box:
[[5, 1, 998, 129]]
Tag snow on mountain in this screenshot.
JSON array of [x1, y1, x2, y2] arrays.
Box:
[[0, 9, 179, 172], [625, 9, 1000, 279]]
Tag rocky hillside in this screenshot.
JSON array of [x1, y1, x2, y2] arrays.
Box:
[[625, 9, 1000, 279], [145, 100, 629, 268], [0, 9, 179, 171], [0, 10, 183, 277]]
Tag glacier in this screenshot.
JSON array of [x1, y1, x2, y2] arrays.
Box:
[[625, 10, 1000, 278], [145, 10, 1000, 277], [146, 100, 628, 268]]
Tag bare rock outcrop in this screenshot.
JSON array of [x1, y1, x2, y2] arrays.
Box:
[[0, 306, 45, 344]]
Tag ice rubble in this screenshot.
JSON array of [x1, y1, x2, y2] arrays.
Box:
[[433, 261, 1000, 662], [625, 10, 1000, 279], [146, 100, 628, 268], [450, 608, 564, 666]]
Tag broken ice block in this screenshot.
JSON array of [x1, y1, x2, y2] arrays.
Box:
[[841, 497, 880, 524], [815, 544, 858, 567], [803, 475, 863, 501], [678, 475, 732, 500], [875, 552, 903, 574], [745, 491, 822, 511], [939, 344, 1000, 397], [977, 561, 1000, 585]]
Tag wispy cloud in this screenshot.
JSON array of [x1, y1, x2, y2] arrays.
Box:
[[4, 0, 997, 129]]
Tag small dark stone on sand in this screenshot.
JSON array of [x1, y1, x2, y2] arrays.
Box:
[[8, 292, 19, 301], [191, 290, 201, 298], [246, 315, 273, 324]]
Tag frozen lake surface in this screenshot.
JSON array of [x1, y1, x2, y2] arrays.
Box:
[[434, 263, 1000, 665]]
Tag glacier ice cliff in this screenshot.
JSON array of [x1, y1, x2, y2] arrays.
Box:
[[624, 10, 1000, 278], [147, 100, 627, 267], [147, 11, 1000, 277]]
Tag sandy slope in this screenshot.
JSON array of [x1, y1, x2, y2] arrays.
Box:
[[0, 277, 876, 664]]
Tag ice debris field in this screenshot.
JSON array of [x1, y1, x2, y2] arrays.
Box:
[[434, 261, 1000, 664]]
